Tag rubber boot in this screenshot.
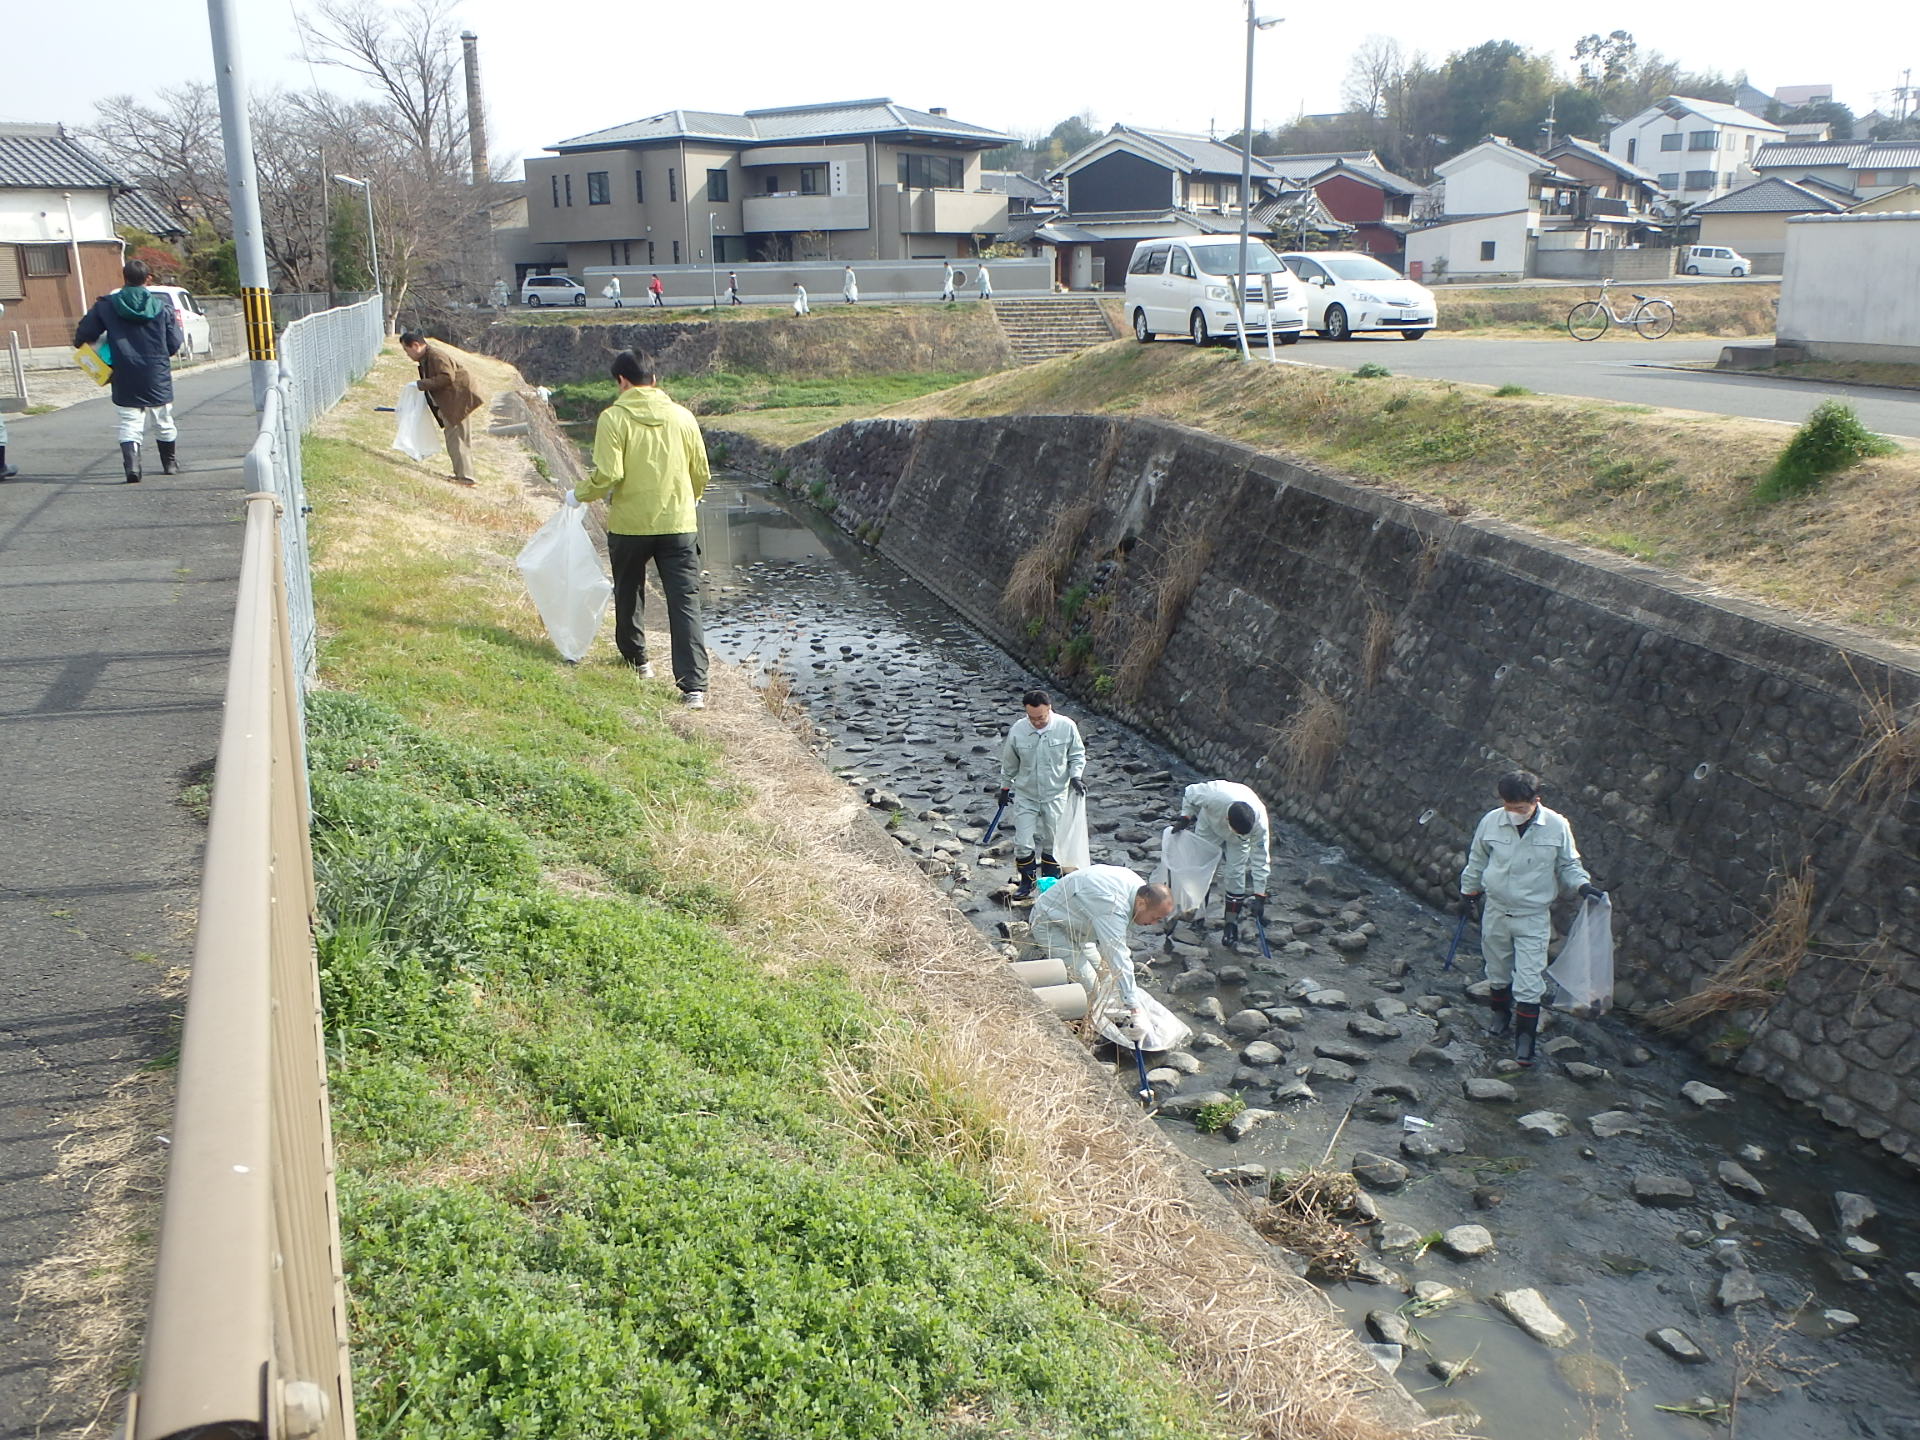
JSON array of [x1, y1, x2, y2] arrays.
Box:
[[1487, 985, 1513, 1037], [1222, 894, 1245, 948], [121, 440, 142, 483], [1513, 1002, 1541, 1067], [158, 439, 179, 474], [1039, 852, 1062, 880], [0, 445, 16, 481], [1011, 854, 1038, 903]]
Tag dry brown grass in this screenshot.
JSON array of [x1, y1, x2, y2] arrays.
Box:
[[1651, 861, 1816, 1032], [1274, 686, 1349, 791], [1002, 502, 1096, 622], [1251, 1168, 1369, 1280], [1830, 660, 1920, 814], [1362, 601, 1394, 691], [1116, 526, 1214, 700]]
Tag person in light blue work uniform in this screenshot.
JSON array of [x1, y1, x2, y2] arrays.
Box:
[[1171, 778, 1271, 943], [1030, 865, 1174, 1030], [998, 688, 1086, 902], [1459, 770, 1605, 1066]]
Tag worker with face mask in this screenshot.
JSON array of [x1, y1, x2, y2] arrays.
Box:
[[1170, 779, 1271, 943], [1460, 770, 1605, 1065], [998, 688, 1086, 901]]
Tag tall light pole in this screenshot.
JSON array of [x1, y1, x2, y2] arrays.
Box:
[[1236, 5, 1284, 361], [208, 0, 279, 408], [331, 175, 382, 326]]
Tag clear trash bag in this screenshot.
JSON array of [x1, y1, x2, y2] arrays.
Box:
[[391, 383, 442, 461], [1088, 973, 1192, 1052], [1054, 792, 1091, 870], [1548, 894, 1615, 1015], [514, 501, 613, 662], [1153, 825, 1220, 913]]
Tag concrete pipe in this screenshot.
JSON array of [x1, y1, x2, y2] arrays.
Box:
[[1030, 982, 1088, 1019], [1009, 957, 1071, 989]]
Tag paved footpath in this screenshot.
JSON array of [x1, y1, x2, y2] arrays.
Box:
[[0, 365, 255, 1437]]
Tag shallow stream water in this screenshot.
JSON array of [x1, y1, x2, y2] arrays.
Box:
[[696, 474, 1920, 1440]]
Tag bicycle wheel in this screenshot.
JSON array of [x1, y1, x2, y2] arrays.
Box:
[[1567, 301, 1609, 341], [1634, 299, 1676, 340]]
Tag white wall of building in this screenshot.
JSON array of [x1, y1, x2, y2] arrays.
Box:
[[1606, 107, 1776, 203], [0, 188, 117, 244], [1776, 212, 1920, 361], [1405, 212, 1530, 282], [1437, 148, 1533, 216]]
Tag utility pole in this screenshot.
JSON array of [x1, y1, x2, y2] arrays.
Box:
[[1235, 5, 1284, 362], [206, 0, 278, 409]]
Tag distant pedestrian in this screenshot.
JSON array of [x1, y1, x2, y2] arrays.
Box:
[[489, 278, 510, 307], [649, 273, 665, 308], [727, 271, 743, 305], [72, 258, 183, 483], [1459, 770, 1605, 1066], [603, 275, 624, 307], [575, 349, 711, 708], [976, 262, 993, 300], [941, 262, 958, 302], [398, 329, 485, 487], [842, 265, 859, 303], [792, 282, 810, 316]]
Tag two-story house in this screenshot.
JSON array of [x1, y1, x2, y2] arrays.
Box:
[[1403, 137, 1593, 282], [524, 98, 1011, 274], [1304, 158, 1426, 262], [1606, 97, 1784, 206]]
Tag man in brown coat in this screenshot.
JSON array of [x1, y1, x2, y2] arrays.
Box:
[[399, 330, 484, 485]]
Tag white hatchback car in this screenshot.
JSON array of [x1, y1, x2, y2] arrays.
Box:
[[1681, 245, 1751, 277], [1126, 238, 1306, 346], [521, 274, 587, 306], [1279, 251, 1437, 340]]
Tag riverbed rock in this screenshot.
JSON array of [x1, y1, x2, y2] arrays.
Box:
[[1224, 1107, 1273, 1142], [1717, 1161, 1767, 1200], [1841, 1235, 1883, 1262], [1401, 1128, 1460, 1159], [1349, 1256, 1405, 1288], [1540, 1035, 1584, 1060], [1822, 1309, 1861, 1334], [1367, 1310, 1415, 1348], [1441, 1224, 1496, 1258], [1738, 1143, 1769, 1166], [1362, 1343, 1404, 1375], [1494, 1288, 1576, 1347], [865, 789, 902, 809], [1427, 1357, 1477, 1384], [1270, 1077, 1318, 1105], [1834, 1191, 1878, 1232], [1352, 1152, 1411, 1191], [1168, 969, 1218, 994], [1464, 1078, 1519, 1103], [1332, 931, 1371, 953], [1589, 1110, 1645, 1139], [1562, 1061, 1611, 1084], [1240, 1041, 1285, 1067], [1190, 1030, 1227, 1050], [1286, 977, 1325, 999], [1314, 1040, 1372, 1064], [1204, 1162, 1270, 1184], [1303, 989, 1351, 1009], [1162, 1050, 1203, 1075], [1368, 997, 1410, 1020], [1777, 1208, 1822, 1243], [1647, 1327, 1711, 1364], [1632, 1174, 1697, 1206], [1268, 1005, 1307, 1029], [1306, 1057, 1359, 1083], [1195, 997, 1228, 1024], [1226, 1008, 1270, 1036], [1681, 1080, 1733, 1109], [1158, 1089, 1234, 1118], [1408, 1045, 1456, 1070], [1413, 1281, 1457, 1307], [1377, 1223, 1425, 1254], [1347, 1014, 1403, 1041], [1518, 1111, 1574, 1139], [1716, 1267, 1766, 1310]]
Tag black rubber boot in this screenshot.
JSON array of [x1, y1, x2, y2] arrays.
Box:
[[120, 440, 142, 483], [158, 439, 179, 474], [1222, 894, 1245, 947], [1039, 852, 1062, 880], [0, 445, 16, 480], [1487, 985, 1513, 1037], [1513, 1002, 1541, 1067], [1011, 854, 1038, 902]]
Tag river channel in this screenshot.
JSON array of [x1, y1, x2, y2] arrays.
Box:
[[694, 473, 1920, 1440]]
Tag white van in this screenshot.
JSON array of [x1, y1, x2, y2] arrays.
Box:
[[521, 273, 587, 306], [1681, 245, 1751, 277], [1126, 239, 1306, 346]]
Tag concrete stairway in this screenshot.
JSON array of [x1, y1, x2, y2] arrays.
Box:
[[990, 297, 1117, 365]]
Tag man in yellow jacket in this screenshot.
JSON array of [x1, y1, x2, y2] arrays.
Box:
[[574, 350, 711, 706]]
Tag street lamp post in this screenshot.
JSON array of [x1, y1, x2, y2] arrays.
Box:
[[1235, 4, 1284, 362], [708, 213, 719, 311], [331, 174, 382, 326]]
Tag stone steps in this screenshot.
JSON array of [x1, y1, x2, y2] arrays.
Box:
[[989, 299, 1118, 365]]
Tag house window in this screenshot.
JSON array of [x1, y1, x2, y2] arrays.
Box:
[[1882, 169, 1909, 185], [1857, 170, 1878, 186], [635, 169, 645, 203], [564, 173, 573, 206], [1684, 170, 1715, 191], [668, 168, 677, 202], [706, 168, 729, 202], [647, 240, 655, 264], [1658, 173, 1681, 190], [672, 240, 681, 264], [550, 174, 560, 207], [1688, 131, 1717, 151], [764, 174, 780, 194], [587, 170, 610, 205], [897, 152, 964, 189], [1479, 240, 1497, 261], [1659, 133, 1683, 151], [21, 243, 70, 277], [799, 166, 825, 195], [1722, 173, 1735, 190], [1626, 139, 1637, 163]]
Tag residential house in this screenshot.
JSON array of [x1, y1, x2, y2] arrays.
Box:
[[1403, 137, 1595, 282], [1305, 158, 1425, 262], [982, 170, 1056, 219], [1772, 83, 1836, 109], [1751, 140, 1920, 201], [1688, 177, 1847, 272], [0, 123, 180, 333], [1262, 150, 1378, 184], [1606, 97, 1783, 205], [1850, 182, 1920, 212], [1543, 135, 1671, 243], [524, 98, 1011, 273]]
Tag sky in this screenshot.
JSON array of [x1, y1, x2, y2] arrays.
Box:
[[5, 0, 1911, 174]]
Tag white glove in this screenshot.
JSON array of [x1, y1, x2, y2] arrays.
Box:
[[563, 488, 579, 507]]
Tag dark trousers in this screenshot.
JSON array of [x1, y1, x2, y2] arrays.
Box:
[[607, 531, 707, 693]]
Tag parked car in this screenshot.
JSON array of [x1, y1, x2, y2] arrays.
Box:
[[119, 284, 212, 357], [1279, 251, 1436, 340], [1681, 245, 1751, 277], [1126, 238, 1306, 346], [521, 274, 587, 306]]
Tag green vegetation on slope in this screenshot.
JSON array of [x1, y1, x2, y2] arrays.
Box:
[[301, 388, 1223, 1439]]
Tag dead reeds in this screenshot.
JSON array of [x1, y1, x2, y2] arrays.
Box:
[[1116, 525, 1213, 700], [1651, 861, 1816, 1032], [1252, 1168, 1369, 1280], [1001, 502, 1097, 623], [1274, 686, 1349, 791], [1362, 601, 1394, 691], [1829, 661, 1920, 816]]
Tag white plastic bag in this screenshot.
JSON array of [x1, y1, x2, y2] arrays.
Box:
[[1089, 976, 1192, 1052], [1153, 826, 1220, 913], [1548, 895, 1615, 1015], [1054, 792, 1091, 870], [515, 502, 613, 662], [391, 383, 442, 461]]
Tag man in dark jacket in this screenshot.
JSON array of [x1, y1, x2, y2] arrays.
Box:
[[74, 259, 185, 483], [398, 329, 484, 485]]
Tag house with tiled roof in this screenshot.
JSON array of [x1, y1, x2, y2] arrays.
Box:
[[525, 98, 1012, 273], [0, 122, 182, 332], [1751, 139, 1920, 202], [1303, 157, 1427, 261], [1606, 96, 1784, 205], [1689, 176, 1848, 272], [1405, 137, 1631, 282]]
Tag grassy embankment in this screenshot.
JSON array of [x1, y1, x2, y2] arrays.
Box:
[[877, 340, 1920, 645], [303, 346, 1413, 1440]]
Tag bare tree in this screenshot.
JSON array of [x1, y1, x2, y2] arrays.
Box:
[[296, 0, 467, 164], [1342, 36, 1405, 119], [84, 84, 227, 230]]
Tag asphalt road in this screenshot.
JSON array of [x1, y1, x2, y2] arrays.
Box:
[[0, 365, 253, 1438], [1281, 333, 1920, 440]]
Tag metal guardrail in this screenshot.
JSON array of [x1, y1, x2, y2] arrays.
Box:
[[127, 296, 382, 1440]]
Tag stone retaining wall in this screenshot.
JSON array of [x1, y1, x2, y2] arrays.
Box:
[[750, 413, 1920, 1165]]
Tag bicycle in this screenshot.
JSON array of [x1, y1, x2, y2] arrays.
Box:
[[1566, 279, 1676, 341]]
